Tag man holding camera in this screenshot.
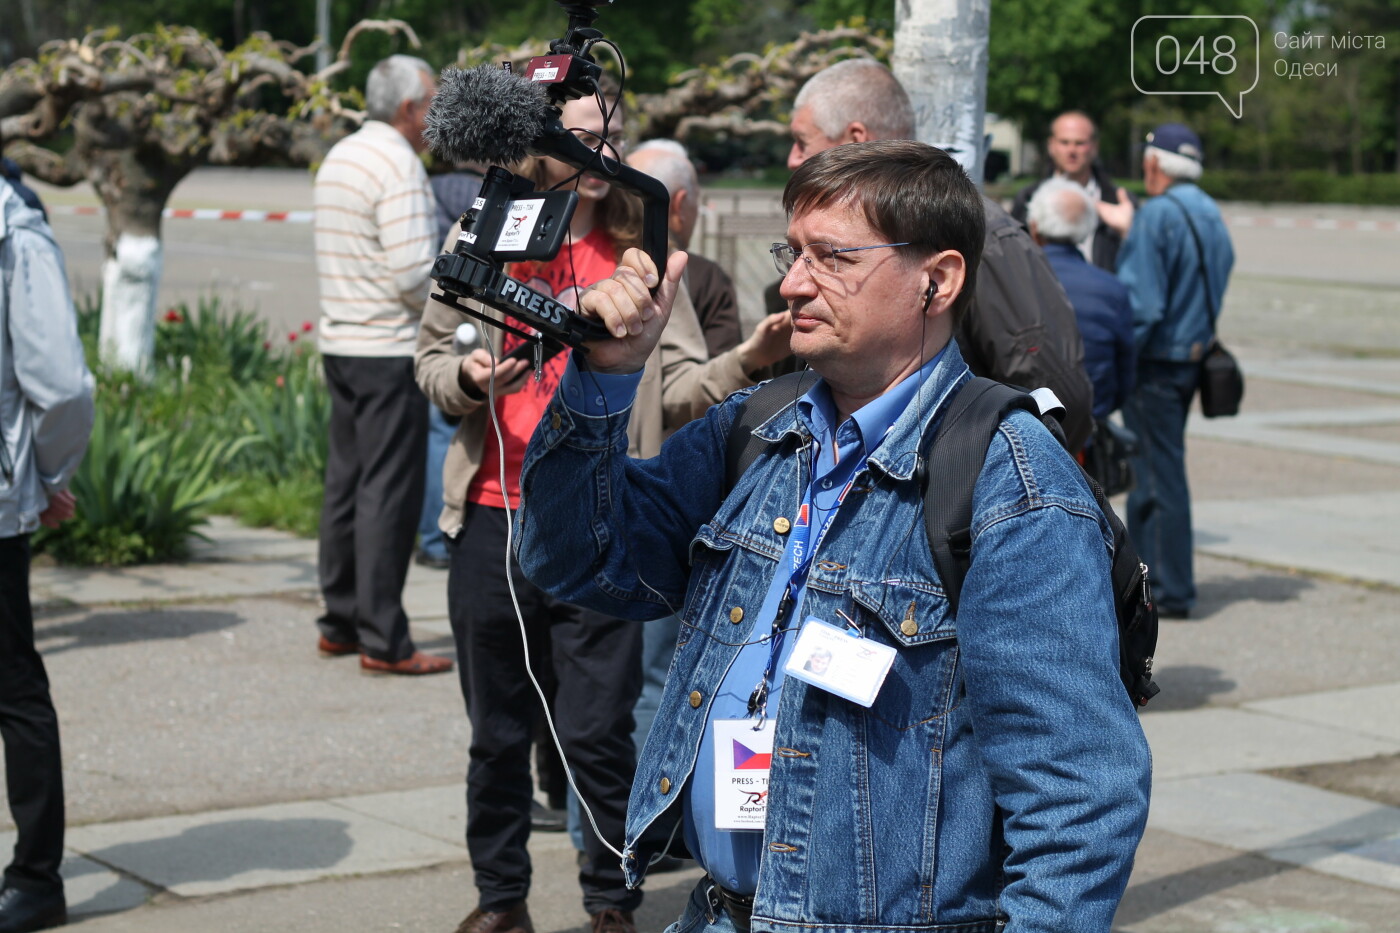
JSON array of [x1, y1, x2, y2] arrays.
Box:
[[514, 141, 1150, 933]]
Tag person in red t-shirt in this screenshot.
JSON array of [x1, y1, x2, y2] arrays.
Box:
[[445, 90, 653, 933]]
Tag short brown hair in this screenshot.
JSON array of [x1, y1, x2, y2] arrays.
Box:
[[783, 140, 984, 326]]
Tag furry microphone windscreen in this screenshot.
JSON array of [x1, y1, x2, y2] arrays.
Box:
[[424, 66, 555, 167]]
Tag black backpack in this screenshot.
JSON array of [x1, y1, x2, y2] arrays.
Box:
[[725, 373, 1160, 708]]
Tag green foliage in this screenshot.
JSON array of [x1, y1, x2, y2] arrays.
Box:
[[33, 403, 248, 566], [34, 296, 330, 566], [227, 354, 331, 481], [1199, 169, 1400, 204], [219, 472, 324, 539]]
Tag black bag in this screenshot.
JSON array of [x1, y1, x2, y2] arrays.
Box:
[[1165, 193, 1244, 419], [1082, 417, 1137, 497], [1198, 340, 1243, 418], [727, 374, 1161, 709]]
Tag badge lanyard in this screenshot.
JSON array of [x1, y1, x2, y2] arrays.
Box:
[[745, 446, 856, 725]]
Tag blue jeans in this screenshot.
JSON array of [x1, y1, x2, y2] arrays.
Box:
[[417, 403, 456, 561], [1122, 359, 1200, 613]]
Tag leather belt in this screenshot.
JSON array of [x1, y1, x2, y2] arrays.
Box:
[[706, 879, 754, 933]]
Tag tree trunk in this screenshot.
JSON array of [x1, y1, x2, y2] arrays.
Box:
[[85, 147, 189, 374], [892, 0, 992, 185]]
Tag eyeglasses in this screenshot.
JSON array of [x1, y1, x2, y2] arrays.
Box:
[[572, 130, 627, 154], [769, 241, 910, 276]]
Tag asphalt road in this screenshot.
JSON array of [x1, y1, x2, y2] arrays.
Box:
[[29, 167, 1400, 359]]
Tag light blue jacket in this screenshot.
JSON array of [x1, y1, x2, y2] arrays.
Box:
[[516, 341, 1151, 933], [0, 185, 94, 537], [1116, 182, 1235, 362]]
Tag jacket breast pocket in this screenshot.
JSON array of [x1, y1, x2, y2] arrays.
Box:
[[846, 579, 959, 730]]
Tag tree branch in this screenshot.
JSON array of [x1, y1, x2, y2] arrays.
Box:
[[6, 142, 85, 186], [336, 19, 421, 63]]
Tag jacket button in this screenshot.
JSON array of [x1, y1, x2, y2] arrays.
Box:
[[551, 411, 562, 430], [901, 619, 919, 637], [659, 777, 672, 794], [689, 690, 703, 708], [773, 516, 791, 534], [729, 607, 744, 624]]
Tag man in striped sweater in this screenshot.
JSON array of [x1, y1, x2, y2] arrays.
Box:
[[312, 54, 451, 675]]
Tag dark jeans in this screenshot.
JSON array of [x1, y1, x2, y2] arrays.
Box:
[[317, 354, 428, 662], [1121, 359, 1200, 613], [0, 535, 64, 894], [448, 503, 642, 914]]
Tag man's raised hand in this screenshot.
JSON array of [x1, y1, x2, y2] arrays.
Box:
[[578, 248, 688, 375]]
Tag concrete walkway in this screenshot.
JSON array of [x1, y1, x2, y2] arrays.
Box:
[[11, 352, 1400, 932]]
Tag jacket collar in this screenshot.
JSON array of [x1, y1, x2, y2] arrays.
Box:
[[1042, 241, 1087, 263], [750, 340, 973, 482]]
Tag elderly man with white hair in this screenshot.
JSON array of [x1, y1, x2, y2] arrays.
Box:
[[1027, 178, 1134, 424], [1110, 122, 1235, 621], [312, 54, 451, 675], [627, 140, 742, 358]]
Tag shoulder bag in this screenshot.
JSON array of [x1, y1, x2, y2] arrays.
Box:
[[1164, 194, 1243, 418]]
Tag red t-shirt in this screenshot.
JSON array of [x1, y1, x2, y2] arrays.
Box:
[[467, 227, 618, 510]]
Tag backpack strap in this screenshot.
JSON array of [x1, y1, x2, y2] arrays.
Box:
[[921, 378, 1041, 618], [724, 371, 818, 491]]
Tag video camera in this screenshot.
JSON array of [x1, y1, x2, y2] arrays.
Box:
[[426, 0, 669, 368]]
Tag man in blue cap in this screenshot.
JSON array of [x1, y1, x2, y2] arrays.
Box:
[[1103, 123, 1235, 618]]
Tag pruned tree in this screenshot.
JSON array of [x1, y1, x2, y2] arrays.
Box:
[[455, 25, 891, 145], [0, 20, 415, 372]]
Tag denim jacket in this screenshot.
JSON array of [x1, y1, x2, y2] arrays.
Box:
[[1116, 182, 1234, 363], [516, 342, 1151, 933]]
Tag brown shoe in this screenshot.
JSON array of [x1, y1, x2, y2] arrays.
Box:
[[590, 908, 636, 933], [453, 902, 534, 933], [359, 650, 453, 676], [317, 635, 359, 657]]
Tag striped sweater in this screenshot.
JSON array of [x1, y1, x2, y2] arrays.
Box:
[[314, 121, 437, 357]]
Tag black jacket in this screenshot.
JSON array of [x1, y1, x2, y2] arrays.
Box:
[[1010, 161, 1134, 272], [957, 197, 1093, 452]]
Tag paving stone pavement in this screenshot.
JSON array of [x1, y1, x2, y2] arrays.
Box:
[[10, 353, 1400, 929]]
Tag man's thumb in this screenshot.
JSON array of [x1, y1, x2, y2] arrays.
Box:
[[659, 249, 689, 305]]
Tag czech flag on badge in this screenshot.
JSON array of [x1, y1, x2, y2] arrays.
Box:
[[733, 739, 772, 770]]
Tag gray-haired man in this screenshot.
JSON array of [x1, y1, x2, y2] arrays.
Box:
[[313, 55, 450, 675]]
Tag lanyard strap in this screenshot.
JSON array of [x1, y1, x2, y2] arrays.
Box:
[[745, 457, 853, 721]]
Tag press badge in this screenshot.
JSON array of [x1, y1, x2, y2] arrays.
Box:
[[783, 617, 897, 708], [713, 718, 775, 830]]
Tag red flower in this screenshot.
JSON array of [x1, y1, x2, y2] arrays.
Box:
[[163, 309, 183, 324], [301, 321, 314, 332], [263, 341, 272, 350], [275, 375, 286, 388], [288, 332, 298, 342]]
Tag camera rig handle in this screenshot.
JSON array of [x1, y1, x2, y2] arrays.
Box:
[[430, 113, 671, 354]]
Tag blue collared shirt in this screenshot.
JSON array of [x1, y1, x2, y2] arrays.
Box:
[[560, 349, 945, 893]]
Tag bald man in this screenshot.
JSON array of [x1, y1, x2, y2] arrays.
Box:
[[1011, 111, 1135, 272]]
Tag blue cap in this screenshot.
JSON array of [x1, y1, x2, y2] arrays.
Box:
[[1146, 123, 1203, 162]]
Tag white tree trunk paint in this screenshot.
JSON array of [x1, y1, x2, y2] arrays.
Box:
[[99, 233, 162, 373], [893, 0, 992, 185]]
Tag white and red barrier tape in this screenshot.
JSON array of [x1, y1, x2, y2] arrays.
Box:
[[49, 204, 1400, 233], [52, 205, 313, 223]]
